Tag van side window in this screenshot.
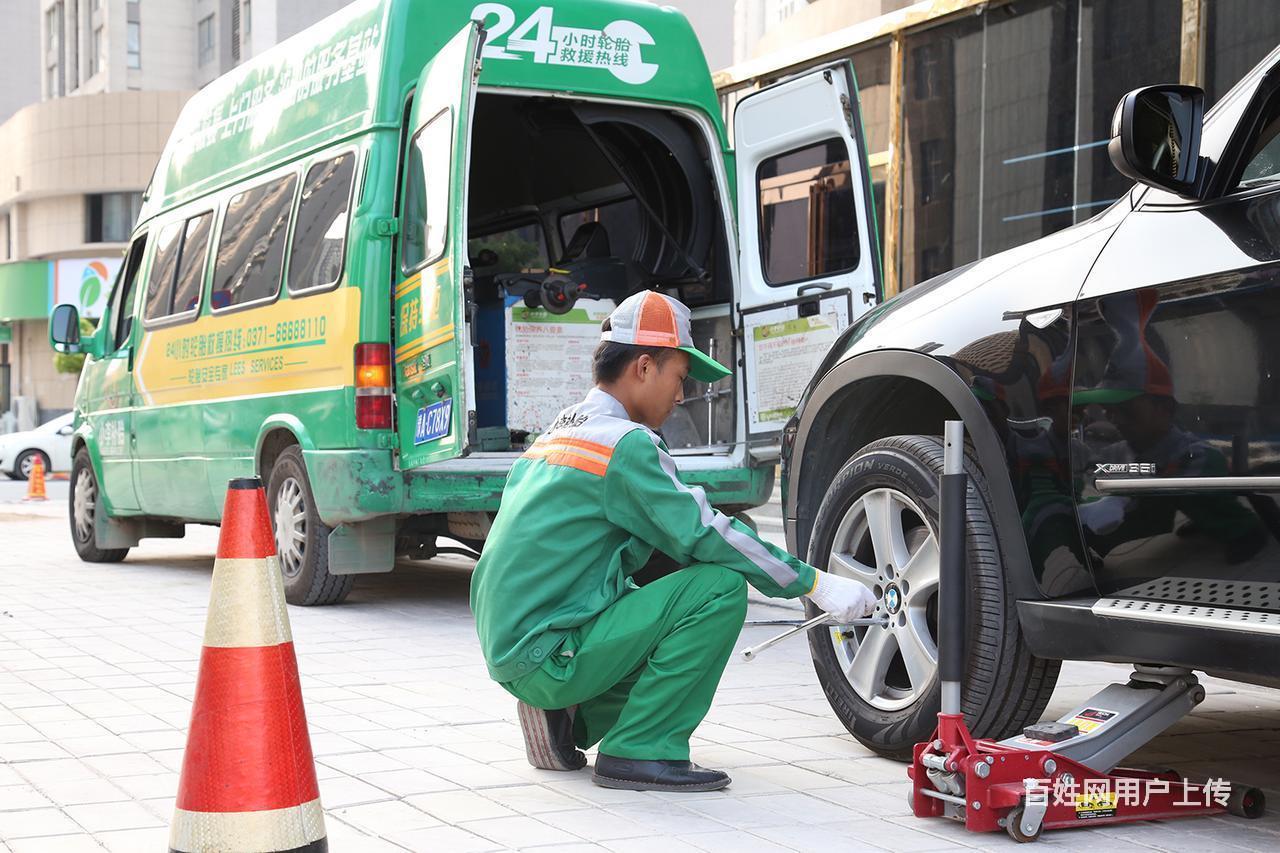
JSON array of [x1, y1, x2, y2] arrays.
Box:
[[144, 212, 214, 322], [111, 234, 147, 351], [213, 173, 298, 310], [172, 213, 214, 315], [289, 153, 355, 293], [144, 221, 184, 321], [756, 138, 860, 286], [401, 110, 452, 272]]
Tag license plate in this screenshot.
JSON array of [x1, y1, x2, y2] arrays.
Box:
[[414, 399, 452, 445]]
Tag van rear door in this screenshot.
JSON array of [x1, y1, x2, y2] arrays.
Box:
[[733, 62, 880, 448], [394, 23, 484, 469]]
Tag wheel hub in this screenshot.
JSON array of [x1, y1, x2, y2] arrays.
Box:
[[884, 584, 903, 614], [824, 486, 940, 711]]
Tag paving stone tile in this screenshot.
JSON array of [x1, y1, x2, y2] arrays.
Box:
[[384, 824, 505, 852], [360, 767, 461, 796], [63, 799, 164, 833], [316, 773, 397, 808], [0, 807, 84, 839], [0, 784, 55, 812], [462, 814, 585, 848], [28, 777, 129, 807], [405, 789, 521, 822], [331, 797, 442, 834], [7, 834, 106, 853]]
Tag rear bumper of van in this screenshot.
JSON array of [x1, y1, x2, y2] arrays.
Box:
[[302, 448, 775, 526]]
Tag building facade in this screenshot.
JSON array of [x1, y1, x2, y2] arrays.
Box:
[[720, 0, 1280, 297], [0, 1, 341, 426]]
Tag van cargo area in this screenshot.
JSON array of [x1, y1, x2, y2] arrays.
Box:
[[461, 92, 736, 454]]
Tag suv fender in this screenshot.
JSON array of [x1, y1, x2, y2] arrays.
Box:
[[786, 349, 1041, 602]]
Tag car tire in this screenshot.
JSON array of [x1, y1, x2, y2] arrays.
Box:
[[266, 446, 352, 606], [14, 449, 50, 482], [69, 448, 129, 563], [805, 435, 1059, 760]]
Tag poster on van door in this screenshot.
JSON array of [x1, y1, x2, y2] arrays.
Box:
[[505, 299, 616, 433], [743, 294, 851, 434], [54, 258, 122, 320]]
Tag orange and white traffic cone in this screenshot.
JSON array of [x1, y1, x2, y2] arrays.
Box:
[[23, 456, 47, 501], [170, 477, 327, 853]]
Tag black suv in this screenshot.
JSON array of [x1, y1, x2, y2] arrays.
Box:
[[782, 47, 1280, 758]]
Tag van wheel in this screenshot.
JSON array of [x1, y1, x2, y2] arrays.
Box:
[[69, 448, 129, 563], [266, 446, 352, 606], [805, 435, 1059, 759]]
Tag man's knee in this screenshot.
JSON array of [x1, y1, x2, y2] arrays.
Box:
[[688, 563, 747, 614]]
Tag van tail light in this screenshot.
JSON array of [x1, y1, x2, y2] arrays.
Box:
[[355, 342, 392, 430]]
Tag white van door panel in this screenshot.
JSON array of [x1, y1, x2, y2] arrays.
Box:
[[733, 62, 880, 444]]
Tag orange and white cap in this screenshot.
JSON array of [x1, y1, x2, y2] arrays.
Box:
[[601, 291, 731, 383]]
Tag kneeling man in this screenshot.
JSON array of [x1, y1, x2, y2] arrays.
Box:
[[471, 291, 874, 791]]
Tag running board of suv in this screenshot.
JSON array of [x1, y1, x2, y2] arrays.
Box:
[[1017, 597, 1280, 685], [1092, 597, 1280, 636]]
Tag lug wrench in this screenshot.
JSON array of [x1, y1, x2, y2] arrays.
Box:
[[741, 613, 888, 661]]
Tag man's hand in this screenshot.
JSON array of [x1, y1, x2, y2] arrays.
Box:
[[806, 571, 878, 623]]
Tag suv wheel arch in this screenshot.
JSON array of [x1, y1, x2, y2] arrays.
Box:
[[787, 350, 1041, 602]]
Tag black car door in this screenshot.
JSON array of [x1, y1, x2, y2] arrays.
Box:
[[1072, 58, 1280, 613]]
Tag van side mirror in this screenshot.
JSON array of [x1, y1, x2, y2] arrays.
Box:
[[50, 304, 82, 353], [1108, 84, 1205, 199]]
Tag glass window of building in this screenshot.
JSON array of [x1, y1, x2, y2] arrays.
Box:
[[979, 0, 1078, 257], [214, 174, 298, 309], [198, 15, 214, 66], [1206, 0, 1280, 106], [288, 154, 355, 293], [127, 26, 141, 69], [91, 25, 102, 76], [756, 138, 860, 286], [901, 14, 983, 288], [1075, 0, 1181, 221], [86, 192, 144, 243]]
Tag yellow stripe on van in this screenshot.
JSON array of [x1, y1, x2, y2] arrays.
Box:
[[134, 288, 362, 407], [395, 324, 455, 362], [395, 272, 422, 300]]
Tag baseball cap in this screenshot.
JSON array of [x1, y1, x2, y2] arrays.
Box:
[[602, 291, 731, 383]]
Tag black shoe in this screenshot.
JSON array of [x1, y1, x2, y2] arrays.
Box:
[[516, 701, 587, 771], [592, 753, 731, 791]]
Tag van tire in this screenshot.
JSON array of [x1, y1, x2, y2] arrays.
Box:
[[69, 448, 129, 563], [805, 435, 1059, 760], [266, 446, 352, 606]]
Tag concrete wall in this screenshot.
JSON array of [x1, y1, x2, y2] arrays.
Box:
[[0, 2, 42, 125], [664, 0, 736, 72], [0, 91, 191, 217], [753, 0, 917, 59]]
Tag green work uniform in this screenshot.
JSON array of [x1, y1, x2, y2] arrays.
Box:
[[470, 388, 819, 760]]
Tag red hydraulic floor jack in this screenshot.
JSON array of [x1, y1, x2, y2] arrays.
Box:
[[908, 422, 1265, 842]]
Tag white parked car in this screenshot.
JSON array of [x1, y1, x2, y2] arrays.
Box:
[[0, 413, 74, 480]]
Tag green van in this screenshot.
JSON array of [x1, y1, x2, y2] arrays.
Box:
[[49, 0, 880, 604]]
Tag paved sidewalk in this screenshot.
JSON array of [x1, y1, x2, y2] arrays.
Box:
[[3, 508, 1280, 851]]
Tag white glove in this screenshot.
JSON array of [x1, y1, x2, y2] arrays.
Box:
[[806, 572, 878, 623]]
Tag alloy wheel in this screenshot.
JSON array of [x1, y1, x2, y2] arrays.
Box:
[[826, 487, 940, 711]]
